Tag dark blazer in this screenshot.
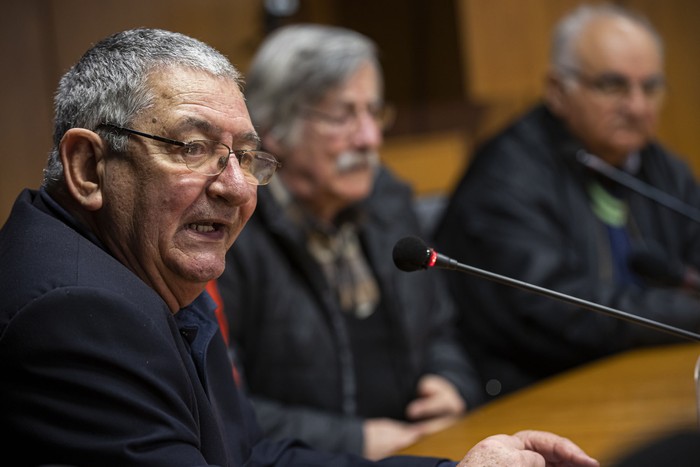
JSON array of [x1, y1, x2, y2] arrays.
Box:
[[0, 189, 450, 467], [434, 104, 700, 401], [218, 167, 482, 454]]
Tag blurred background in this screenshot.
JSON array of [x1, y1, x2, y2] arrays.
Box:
[[3, 0, 700, 226]]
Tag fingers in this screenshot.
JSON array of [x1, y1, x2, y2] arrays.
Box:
[[458, 431, 599, 467], [406, 374, 466, 421], [362, 418, 424, 460], [514, 430, 600, 467]]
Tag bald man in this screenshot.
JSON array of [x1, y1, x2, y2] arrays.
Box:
[[435, 3, 700, 402]]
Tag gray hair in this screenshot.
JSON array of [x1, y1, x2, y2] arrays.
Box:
[[43, 28, 242, 190], [245, 23, 381, 146], [550, 3, 664, 76]]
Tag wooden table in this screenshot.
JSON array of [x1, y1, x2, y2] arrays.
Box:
[[399, 342, 700, 466]]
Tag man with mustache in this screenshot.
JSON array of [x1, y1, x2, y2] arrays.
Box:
[[216, 24, 483, 460]]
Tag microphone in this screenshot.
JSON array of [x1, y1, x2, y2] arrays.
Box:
[[576, 150, 700, 224], [392, 236, 700, 342], [628, 245, 700, 291], [392, 235, 460, 271]]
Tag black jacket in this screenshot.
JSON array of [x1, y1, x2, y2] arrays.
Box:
[[434, 104, 700, 401], [0, 188, 450, 467], [218, 167, 482, 455]]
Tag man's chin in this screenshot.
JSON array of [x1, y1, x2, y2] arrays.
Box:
[[176, 254, 226, 284], [592, 138, 648, 164], [336, 182, 374, 205], [614, 131, 651, 149]]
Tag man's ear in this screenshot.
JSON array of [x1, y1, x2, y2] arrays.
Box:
[[60, 128, 107, 211], [543, 70, 567, 116]]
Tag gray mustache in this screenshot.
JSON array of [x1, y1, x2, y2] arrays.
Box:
[[335, 151, 379, 173]]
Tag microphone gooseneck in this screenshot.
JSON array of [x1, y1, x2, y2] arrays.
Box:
[[576, 150, 700, 224], [392, 236, 700, 342]]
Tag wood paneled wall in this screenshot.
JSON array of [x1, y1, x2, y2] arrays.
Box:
[[386, 0, 700, 199], [0, 0, 265, 225], [452, 0, 700, 171], [3, 0, 700, 225]]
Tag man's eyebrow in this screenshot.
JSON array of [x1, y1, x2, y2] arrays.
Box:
[[236, 131, 262, 149], [643, 74, 666, 84], [177, 117, 261, 148], [595, 72, 628, 81], [595, 71, 665, 82], [175, 117, 217, 135]]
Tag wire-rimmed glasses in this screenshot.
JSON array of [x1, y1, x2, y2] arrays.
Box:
[[98, 123, 281, 185], [560, 66, 666, 104], [301, 103, 395, 135]]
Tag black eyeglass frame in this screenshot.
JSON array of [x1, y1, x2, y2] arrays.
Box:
[[558, 66, 666, 100], [97, 123, 281, 185]]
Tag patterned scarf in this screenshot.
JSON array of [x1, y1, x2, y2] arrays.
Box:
[[268, 178, 380, 318]]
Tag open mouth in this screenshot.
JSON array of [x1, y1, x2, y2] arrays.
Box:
[[187, 222, 220, 233]]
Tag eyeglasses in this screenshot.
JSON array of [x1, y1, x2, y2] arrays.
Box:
[[301, 103, 395, 135], [562, 67, 666, 103], [98, 123, 281, 185]]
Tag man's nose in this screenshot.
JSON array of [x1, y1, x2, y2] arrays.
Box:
[[349, 111, 383, 148], [207, 156, 256, 204]]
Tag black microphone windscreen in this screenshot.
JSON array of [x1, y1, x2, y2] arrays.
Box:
[[393, 236, 431, 272]]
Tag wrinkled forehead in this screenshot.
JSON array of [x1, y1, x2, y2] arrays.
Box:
[[137, 67, 249, 126], [144, 65, 242, 100]]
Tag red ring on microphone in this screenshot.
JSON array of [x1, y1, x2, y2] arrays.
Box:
[[427, 249, 438, 268]]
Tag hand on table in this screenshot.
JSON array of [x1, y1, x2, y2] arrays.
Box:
[[362, 418, 424, 460], [458, 430, 600, 467], [406, 374, 466, 421]]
